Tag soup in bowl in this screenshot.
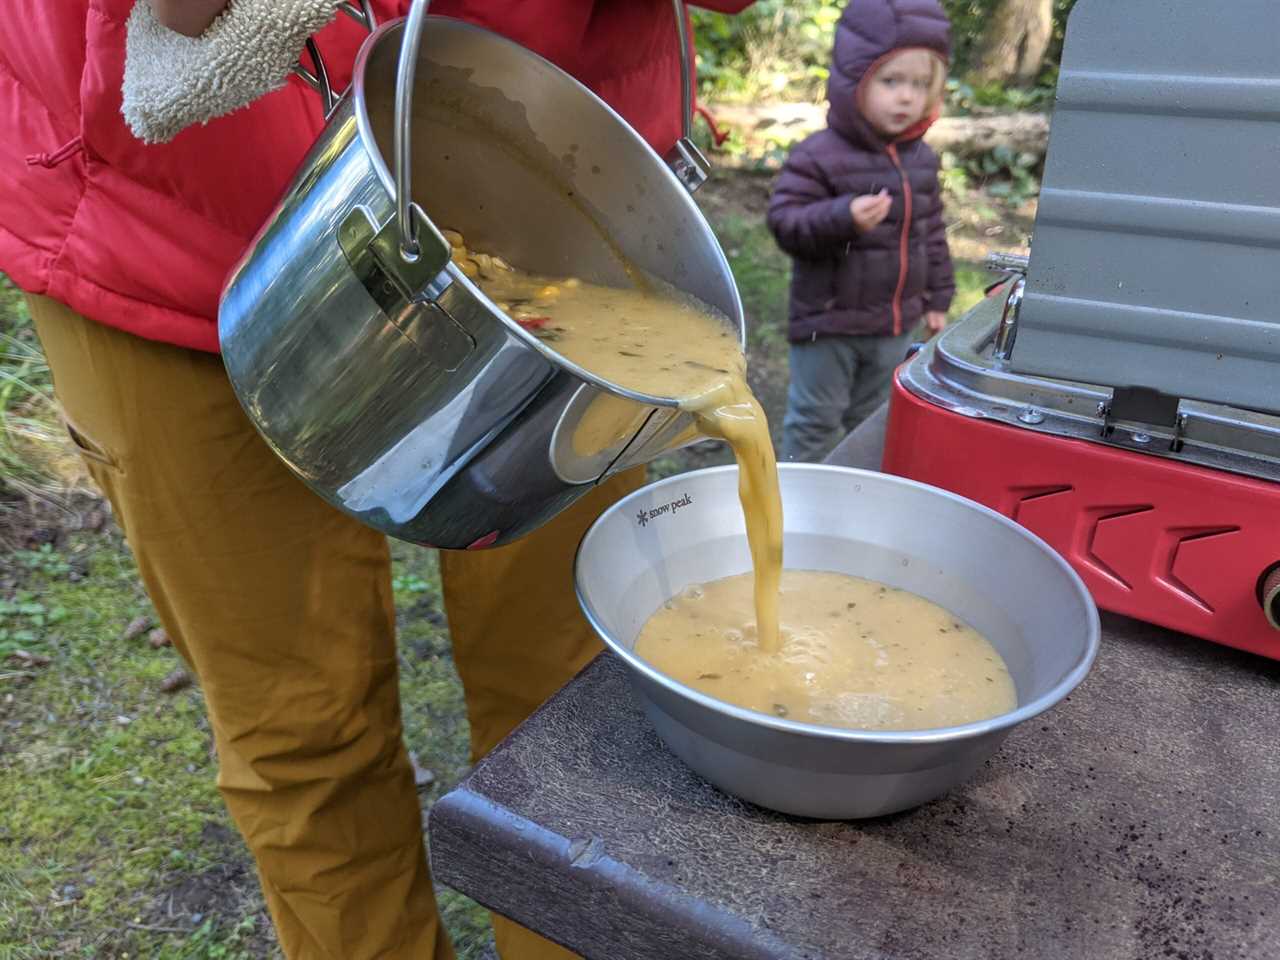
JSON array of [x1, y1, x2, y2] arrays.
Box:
[[575, 464, 1100, 820]]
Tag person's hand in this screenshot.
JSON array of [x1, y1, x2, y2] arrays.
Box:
[[849, 190, 892, 234], [151, 0, 231, 37], [925, 310, 947, 334]]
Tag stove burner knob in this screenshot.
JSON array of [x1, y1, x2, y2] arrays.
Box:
[[1260, 565, 1280, 631]]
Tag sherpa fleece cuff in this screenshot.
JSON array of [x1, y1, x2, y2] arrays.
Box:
[[122, 0, 339, 144]]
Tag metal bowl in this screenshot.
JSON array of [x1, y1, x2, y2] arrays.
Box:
[[575, 464, 1100, 819]]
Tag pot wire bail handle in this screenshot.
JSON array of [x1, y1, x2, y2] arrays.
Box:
[[389, 0, 452, 273], [666, 0, 710, 193], [394, 0, 433, 261], [294, 0, 450, 277]]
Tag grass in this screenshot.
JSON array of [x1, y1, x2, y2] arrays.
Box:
[[712, 213, 790, 352], [0, 283, 76, 511], [2, 531, 251, 958], [0, 529, 490, 959], [0, 171, 1025, 958]]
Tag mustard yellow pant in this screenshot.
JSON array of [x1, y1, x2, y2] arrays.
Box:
[[29, 295, 643, 960]]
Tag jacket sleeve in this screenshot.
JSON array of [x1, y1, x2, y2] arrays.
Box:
[[766, 144, 860, 260], [924, 202, 955, 313]]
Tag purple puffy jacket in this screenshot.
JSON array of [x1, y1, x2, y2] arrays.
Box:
[[767, 0, 956, 341]]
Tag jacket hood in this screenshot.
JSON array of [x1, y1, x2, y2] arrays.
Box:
[[826, 0, 952, 149]]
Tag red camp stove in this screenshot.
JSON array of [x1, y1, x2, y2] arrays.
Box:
[[883, 0, 1280, 660]]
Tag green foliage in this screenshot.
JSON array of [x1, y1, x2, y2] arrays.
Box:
[[710, 211, 790, 352], [936, 0, 1075, 80], [956, 144, 1042, 205], [695, 0, 1078, 104], [15, 543, 73, 578], [392, 572, 431, 595], [951, 264, 992, 319], [694, 1, 842, 103], [945, 74, 1056, 115], [166, 915, 261, 960], [938, 160, 972, 196], [0, 592, 69, 654]]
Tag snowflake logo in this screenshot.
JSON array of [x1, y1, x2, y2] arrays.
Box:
[[636, 509, 649, 527]]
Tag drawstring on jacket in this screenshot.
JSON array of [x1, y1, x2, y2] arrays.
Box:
[[26, 136, 84, 169]]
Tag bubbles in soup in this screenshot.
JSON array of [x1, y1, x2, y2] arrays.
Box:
[[634, 570, 1017, 732]]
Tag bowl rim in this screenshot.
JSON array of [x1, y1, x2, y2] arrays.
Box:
[[574, 462, 1102, 746]]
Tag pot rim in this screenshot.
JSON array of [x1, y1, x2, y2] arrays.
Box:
[[575, 463, 1102, 747], [349, 16, 746, 411]]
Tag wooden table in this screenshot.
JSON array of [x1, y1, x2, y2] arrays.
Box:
[[428, 408, 1280, 959]]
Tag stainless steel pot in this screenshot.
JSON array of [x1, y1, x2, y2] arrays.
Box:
[[219, 0, 743, 549], [575, 465, 1101, 820]]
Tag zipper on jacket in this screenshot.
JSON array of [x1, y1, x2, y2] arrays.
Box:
[[886, 143, 912, 337]]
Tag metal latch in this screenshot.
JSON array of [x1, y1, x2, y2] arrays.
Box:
[[339, 205, 474, 371], [1100, 386, 1187, 452], [666, 138, 710, 193], [987, 252, 1029, 276], [340, 205, 451, 305]]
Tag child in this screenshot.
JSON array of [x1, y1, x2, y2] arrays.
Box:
[[768, 0, 955, 462]]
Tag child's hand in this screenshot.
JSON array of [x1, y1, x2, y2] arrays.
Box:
[[849, 190, 892, 233], [925, 310, 947, 334]]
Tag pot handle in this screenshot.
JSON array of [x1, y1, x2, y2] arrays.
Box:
[[665, 0, 711, 193], [292, 1, 379, 116], [393, 0, 436, 262], [309, 0, 705, 266], [392, 0, 710, 250], [293, 0, 449, 274], [391, 0, 708, 255]]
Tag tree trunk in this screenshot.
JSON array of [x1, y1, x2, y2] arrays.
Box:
[[926, 113, 1050, 162], [703, 104, 1052, 170], [972, 0, 1055, 87]]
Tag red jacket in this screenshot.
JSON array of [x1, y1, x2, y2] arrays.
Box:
[[0, 0, 748, 352]]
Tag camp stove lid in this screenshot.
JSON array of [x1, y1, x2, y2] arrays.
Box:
[[1010, 0, 1280, 417]]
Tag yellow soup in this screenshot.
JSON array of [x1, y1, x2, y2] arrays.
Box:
[[453, 232, 784, 652], [634, 571, 1018, 731]]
